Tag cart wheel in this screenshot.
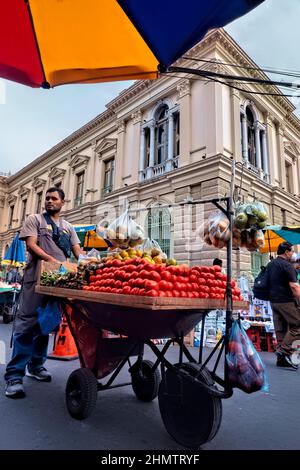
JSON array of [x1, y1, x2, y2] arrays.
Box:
[[158, 362, 222, 448], [131, 359, 161, 402], [65, 368, 98, 420]]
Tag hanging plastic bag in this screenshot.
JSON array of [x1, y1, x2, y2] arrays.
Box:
[[226, 320, 269, 394], [37, 301, 62, 336], [138, 238, 167, 259], [205, 211, 231, 249], [104, 210, 144, 249]]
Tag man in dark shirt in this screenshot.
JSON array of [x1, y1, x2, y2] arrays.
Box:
[[267, 242, 300, 369]]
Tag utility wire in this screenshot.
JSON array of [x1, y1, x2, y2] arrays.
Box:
[[183, 56, 300, 80]]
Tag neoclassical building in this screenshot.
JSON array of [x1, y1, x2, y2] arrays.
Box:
[[1, 28, 300, 278]]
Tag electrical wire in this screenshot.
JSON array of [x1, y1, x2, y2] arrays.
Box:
[[183, 56, 300, 80]]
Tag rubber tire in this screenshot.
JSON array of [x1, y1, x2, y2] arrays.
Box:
[[131, 359, 161, 402], [158, 362, 222, 449], [66, 368, 98, 420]]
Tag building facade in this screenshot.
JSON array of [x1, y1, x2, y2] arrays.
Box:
[[1, 29, 300, 278]]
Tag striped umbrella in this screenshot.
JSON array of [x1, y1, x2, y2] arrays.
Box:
[[1, 0, 265, 88], [2, 232, 26, 267]]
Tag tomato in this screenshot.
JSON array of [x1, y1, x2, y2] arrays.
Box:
[[197, 277, 206, 285], [192, 291, 200, 298], [174, 281, 184, 291], [139, 289, 146, 296], [110, 288, 117, 293], [144, 264, 156, 272], [189, 274, 197, 283], [161, 271, 172, 282], [186, 282, 193, 292], [191, 283, 198, 291], [122, 286, 131, 295], [147, 271, 161, 282], [180, 291, 187, 297], [145, 289, 159, 297], [158, 291, 167, 297], [131, 287, 140, 296], [172, 290, 180, 297], [144, 279, 159, 290], [187, 292, 194, 298], [201, 266, 209, 273], [164, 291, 173, 297], [158, 280, 169, 291], [89, 275, 96, 283], [177, 276, 186, 283], [139, 269, 149, 279]]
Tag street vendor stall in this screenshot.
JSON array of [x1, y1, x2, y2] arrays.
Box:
[[33, 196, 260, 449]]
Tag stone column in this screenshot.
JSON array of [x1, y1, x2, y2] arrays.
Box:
[[148, 121, 155, 178], [176, 79, 191, 166], [265, 113, 276, 186], [115, 120, 126, 190], [254, 123, 262, 170], [139, 128, 145, 182], [231, 86, 242, 161], [261, 130, 269, 178], [276, 123, 286, 190], [241, 111, 248, 161], [131, 110, 142, 184], [167, 111, 174, 171], [292, 159, 299, 196]]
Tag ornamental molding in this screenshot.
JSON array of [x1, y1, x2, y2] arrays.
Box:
[[17, 186, 31, 198], [7, 194, 17, 206], [95, 138, 117, 155], [284, 140, 300, 159], [176, 79, 190, 98], [0, 196, 5, 208], [69, 154, 90, 172], [32, 177, 46, 190], [48, 167, 66, 180], [117, 120, 126, 133], [131, 110, 143, 124]]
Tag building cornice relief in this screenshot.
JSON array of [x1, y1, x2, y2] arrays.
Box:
[[95, 138, 117, 156], [117, 120, 126, 134], [17, 186, 31, 198], [69, 154, 90, 173], [32, 177, 46, 190], [284, 140, 300, 160], [7, 194, 17, 206], [48, 167, 66, 180], [131, 110, 143, 125], [176, 79, 191, 98], [0, 196, 5, 208]]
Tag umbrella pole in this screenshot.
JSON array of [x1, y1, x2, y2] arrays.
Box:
[[268, 231, 272, 260]]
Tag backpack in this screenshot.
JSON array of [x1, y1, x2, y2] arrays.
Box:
[[253, 266, 270, 301]]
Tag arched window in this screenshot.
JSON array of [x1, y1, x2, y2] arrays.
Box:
[[145, 207, 171, 257], [139, 103, 180, 181], [155, 105, 168, 165], [246, 107, 256, 166]]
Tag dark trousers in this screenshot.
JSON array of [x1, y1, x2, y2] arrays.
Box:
[[4, 326, 49, 381], [271, 302, 300, 355]]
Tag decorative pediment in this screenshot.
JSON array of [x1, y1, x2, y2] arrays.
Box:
[[7, 194, 17, 206], [48, 167, 66, 180], [284, 140, 300, 159], [32, 177, 46, 190], [17, 186, 31, 198], [69, 154, 90, 171], [95, 138, 117, 155]]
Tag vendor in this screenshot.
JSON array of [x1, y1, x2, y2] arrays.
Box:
[[4, 187, 83, 399]]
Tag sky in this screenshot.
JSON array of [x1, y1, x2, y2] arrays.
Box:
[[1, 0, 300, 176]]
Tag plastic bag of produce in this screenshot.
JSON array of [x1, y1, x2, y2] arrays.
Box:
[[139, 238, 166, 257], [226, 320, 269, 394], [78, 248, 101, 265], [104, 210, 144, 249], [207, 211, 230, 249], [37, 301, 61, 335], [234, 201, 268, 230]]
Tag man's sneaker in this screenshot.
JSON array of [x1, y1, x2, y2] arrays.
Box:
[[26, 367, 52, 382], [5, 379, 25, 398], [276, 353, 298, 370]]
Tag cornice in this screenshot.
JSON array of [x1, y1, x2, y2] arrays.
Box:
[[69, 154, 90, 171], [32, 177, 46, 190], [95, 138, 117, 154], [48, 167, 66, 180]]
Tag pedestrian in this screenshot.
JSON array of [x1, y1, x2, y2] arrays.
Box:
[[213, 258, 223, 268], [267, 242, 300, 369], [4, 187, 83, 398]]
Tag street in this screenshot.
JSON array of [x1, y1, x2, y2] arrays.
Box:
[[0, 321, 299, 451]]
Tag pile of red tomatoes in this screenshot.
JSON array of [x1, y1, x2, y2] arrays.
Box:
[[83, 257, 242, 301]]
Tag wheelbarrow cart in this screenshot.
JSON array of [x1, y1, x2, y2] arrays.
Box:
[[36, 284, 247, 449]]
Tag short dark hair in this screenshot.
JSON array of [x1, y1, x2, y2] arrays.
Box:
[[213, 258, 223, 267], [46, 187, 65, 200], [277, 242, 293, 255]]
